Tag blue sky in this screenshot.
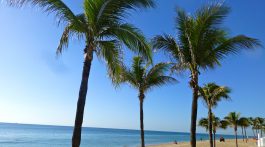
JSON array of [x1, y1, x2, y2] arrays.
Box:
[[0, 0, 264, 135]]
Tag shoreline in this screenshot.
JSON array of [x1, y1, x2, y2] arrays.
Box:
[[148, 139, 257, 147]]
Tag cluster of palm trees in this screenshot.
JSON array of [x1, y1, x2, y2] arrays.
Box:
[[6, 0, 262, 147], [248, 117, 265, 138], [199, 112, 265, 147], [198, 83, 231, 147], [198, 115, 228, 147], [198, 82, 265, 147]]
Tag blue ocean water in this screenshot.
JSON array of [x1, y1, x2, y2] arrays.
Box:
[[0, 123, 238, 147]]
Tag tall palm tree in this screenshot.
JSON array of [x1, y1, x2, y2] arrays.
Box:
[[115, 56, 177, 147], [238, 117, 250, 142], [225, 112, 240, 147], [152, 3, 261, 147], [199, 83, 231, 147], [8, 0, 155, 147]]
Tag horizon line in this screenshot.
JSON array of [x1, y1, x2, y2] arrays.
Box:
[[0, 121, 236, 136]]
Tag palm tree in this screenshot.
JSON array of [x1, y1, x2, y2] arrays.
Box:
[[249, 117, 257, 137], [225, 112, 240, 147], [261, 121, 265, 137], [152, 3, 261, 146], [255, 117, 265, 137], [212, 117, 229, 147], [198, 118, 209, 132], [198, 116, 228, 147], [238, 117, 250, 142], [8, 0, 155, 147], [199, 83, 231, 147], [116, 56, 177, 147]]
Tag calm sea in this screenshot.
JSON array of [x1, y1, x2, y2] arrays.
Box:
[[0, 123, 238, 147]]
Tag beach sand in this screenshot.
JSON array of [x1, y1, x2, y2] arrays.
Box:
[[148, 139, 257, 147]]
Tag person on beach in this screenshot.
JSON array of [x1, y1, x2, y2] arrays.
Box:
[[220, 136, 225, 142], [174, 140, 178, 144]]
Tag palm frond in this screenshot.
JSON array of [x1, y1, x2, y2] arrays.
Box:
[[195, 2, 230, 32], [152, 34, 183, 62], [152, 34, 189, 74], [175, 7, 195, 60], [117, 56, 176, 93], [116, 57, 143, 89], [56, 23, 85, 55], [93, 0, 155, 24], [212, 86, 231, 101], [225, 112, 240, 126], [219, 120, 229, 129], [146, 62, 171, 78], [199, 83, 231, 108], [144, 62, 177, 91], [144, 76, 177, 92], [198, 118, 209, 131], [213, 35, 262, 59], [121, 68, 139, 89], [83, 0, 101, 27], [96, 40, 123, 82], [101, 23, 152, 61], [131, 56, 145, 85], [56, 24, 71, 55], [238, 117, 250, 127], [170, 62, 189, 75]]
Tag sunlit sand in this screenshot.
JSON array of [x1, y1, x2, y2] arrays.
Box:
[[148, 139, 257, 147]]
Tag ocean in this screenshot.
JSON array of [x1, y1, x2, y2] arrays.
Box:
[[0, 123, 238, 147]]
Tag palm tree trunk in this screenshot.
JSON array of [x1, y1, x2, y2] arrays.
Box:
[[190, 71, 199, 147], [235, 127, 238, 147], [213, 130, 216, 147], [253, 128, 256, 137], [241, 127, 244, 142], [208, 109, 213, 147], [72, 46, 93, 147], [244, 127, 248, 143], [139, 92, 145, 147]]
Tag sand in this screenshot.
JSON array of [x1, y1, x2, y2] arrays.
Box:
[[148, 139, 257, 147]]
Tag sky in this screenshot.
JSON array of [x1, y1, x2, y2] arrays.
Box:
[[0, 0, 264, 135]]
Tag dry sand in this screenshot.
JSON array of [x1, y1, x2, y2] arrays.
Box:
[[148, 139, 257, 147]]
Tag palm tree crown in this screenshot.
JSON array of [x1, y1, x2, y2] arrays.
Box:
[[199, 116, 229, 131], [198, 118, 209, 132], [238, 117, 250, 128], [225, 112, 240, 128], [199, 83, 231, 109], [198, 116, 227, 132], [152, 4, 261, 73], [117, 56, 177, 93]]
